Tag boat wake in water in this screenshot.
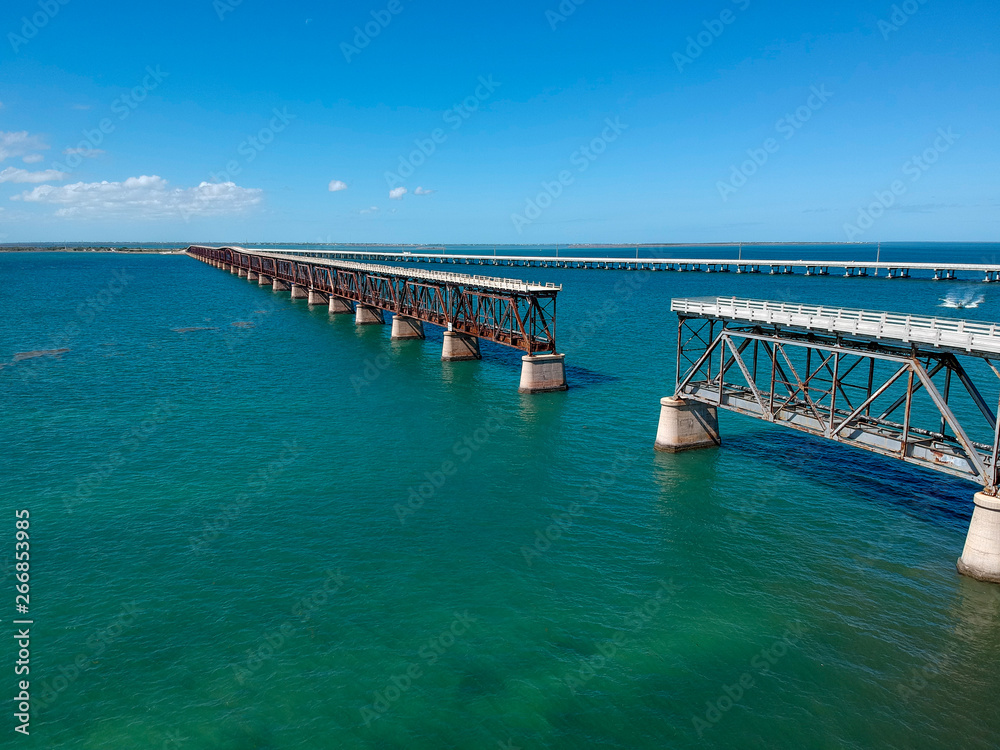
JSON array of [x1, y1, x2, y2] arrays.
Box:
[[939, 289, 985, 309]]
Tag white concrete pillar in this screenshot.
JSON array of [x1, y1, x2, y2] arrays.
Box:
[[355, 304, 384, 325], [290, 284, 309, 299], [519, 354, 567, 393], [238, 268, 247, 278], [391, 315, 425, 340], [329, 297, 353, 315], [258, 275, 272, 286], [272, 278, 290, 292], [248, 271, 258, 281], [957, 492, 1000, 583], [653, 396, 721, 453], [442, 331, 481, 361], [308, 290, 328, 305]]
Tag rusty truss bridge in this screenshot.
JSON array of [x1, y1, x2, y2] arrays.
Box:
[[186, 245, 567, 393], [670, 296, 1000, 490]]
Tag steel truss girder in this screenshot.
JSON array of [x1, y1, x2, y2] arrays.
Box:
[[189, 246, 557, 354], [675, 318, 1000, 490]]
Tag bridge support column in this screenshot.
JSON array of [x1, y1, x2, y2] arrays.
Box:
[[442, 331, 481, 361], [308, 290, 328, 305], [258, 275, 272, 286], [355, 304, 384, 325], [391, 315, 424, 340], [238, 268, 247, 278], [519, 354, 567, 394], [248, 271, 258, 281], [957, 492, 1000, 583], [329, 297, 353, 314], [272, 278, 290, 292], [290, 284, 309, 299], [653, 396, 721, 453]]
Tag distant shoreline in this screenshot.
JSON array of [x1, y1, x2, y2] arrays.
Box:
[[0, 246, 184, 253]]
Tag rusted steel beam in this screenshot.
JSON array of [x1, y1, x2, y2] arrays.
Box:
[[186, 245, 560, 354]]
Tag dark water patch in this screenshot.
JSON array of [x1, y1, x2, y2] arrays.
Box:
[[13, 348, 70, 361], [172, 327, 220, 333]]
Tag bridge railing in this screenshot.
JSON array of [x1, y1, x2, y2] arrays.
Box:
[[672, 296, 1000, 357]]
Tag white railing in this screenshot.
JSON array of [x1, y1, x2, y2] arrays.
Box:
[[671, 296, 1000, 355], [232, 247, 560, 293]]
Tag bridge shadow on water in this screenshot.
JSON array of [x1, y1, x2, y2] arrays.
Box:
[[723, 424, 973, 531]]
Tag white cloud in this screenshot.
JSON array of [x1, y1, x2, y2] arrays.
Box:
[[414, 186, 435, 195], [22, 154, 44, 164], [63, 147, 105, 157], [359, 206, 379, 215], [0, 131, 49, 162], [12, 175, 263, 219], [389, 187, 407, 200], [0, 167, 68, 184], [328, 179, 347, 192]]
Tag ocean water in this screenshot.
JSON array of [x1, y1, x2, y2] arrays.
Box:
[[3, 249, 1000, 749]]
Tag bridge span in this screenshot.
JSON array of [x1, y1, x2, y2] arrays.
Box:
[[186, 245, 567, 393], [654, 296, 1000, 584], [262, 247, 1000, 281]]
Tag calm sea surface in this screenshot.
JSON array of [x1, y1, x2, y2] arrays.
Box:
[[3, 245, 1000, 749]]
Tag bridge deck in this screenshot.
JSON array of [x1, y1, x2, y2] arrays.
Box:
[[238, 248, 560, 293], [672, 296, 1000, 358]]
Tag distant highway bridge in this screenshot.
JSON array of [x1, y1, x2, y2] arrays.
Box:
[[260, 247, 1000, 281]]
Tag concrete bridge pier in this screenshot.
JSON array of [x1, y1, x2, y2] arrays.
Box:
[[238, 268, 247, 278], [355, 304, 384, 325], [308, 290, 328, 305], [442, 330, 481, 361], [653, 396, 721, 453], [290, 284, 309, 299], [258, 275, 272, 286], [957, 492, 1000, 583], [519, 354, 567, 393], [272, 278, 290, 292], [391, 315, 425, 340], [248, 271, 258, 281], [329, 297, 353, 315]]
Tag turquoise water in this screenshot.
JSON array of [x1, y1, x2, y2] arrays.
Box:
[[3, 250, 1000, 749]]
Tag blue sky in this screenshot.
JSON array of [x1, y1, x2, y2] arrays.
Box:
[[0, 0, 996, 243]]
